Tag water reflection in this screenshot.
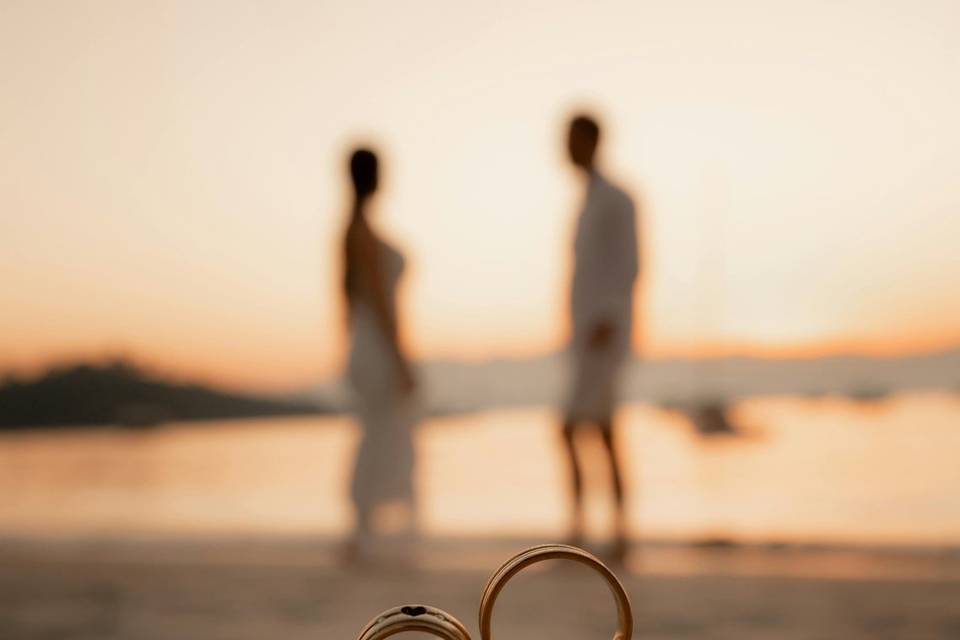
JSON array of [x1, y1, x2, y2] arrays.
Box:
[[1, 394, 958, 546]]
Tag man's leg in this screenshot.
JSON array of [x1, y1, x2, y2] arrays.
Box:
[[599, 417, 628, 559], [561, 419, 585, 545]]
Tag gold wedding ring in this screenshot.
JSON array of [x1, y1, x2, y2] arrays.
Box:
[[353, 545, 632, 640], [355, 604, 472, 640], [478, 544, 633, 640]]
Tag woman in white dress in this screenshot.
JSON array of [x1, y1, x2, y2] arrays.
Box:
[[341, 148, 418, 557]]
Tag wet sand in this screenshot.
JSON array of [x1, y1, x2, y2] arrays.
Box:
[[2, 537, 960, 639]]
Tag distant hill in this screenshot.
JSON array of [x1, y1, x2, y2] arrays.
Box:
[[308, 347, 960, 415], [0, 360, 331, 429]]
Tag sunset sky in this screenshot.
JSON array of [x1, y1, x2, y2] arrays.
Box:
[[2, 0, 959, 391]]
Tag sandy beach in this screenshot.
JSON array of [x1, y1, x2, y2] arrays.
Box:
[[2, 536, 959, 639]]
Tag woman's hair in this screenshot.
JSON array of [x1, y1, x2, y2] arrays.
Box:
[[349, 148, 378, 199], [570, 114, 601, 144], [344, 148, 379, 300]]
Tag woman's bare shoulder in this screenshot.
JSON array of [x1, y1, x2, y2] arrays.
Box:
[[346, 218, 371, 244], [346, 219, 382, 263]]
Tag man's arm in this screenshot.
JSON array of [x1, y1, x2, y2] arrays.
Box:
[[589, 196, 639, 349]]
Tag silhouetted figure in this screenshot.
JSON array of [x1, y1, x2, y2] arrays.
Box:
[[341, 148, 419, 560], [560, 114, 639, 561]]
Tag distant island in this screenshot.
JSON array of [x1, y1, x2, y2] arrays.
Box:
[[0, 360, 331, 430]]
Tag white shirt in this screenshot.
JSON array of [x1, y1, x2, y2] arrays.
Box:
[[570, 171, 639, 350]]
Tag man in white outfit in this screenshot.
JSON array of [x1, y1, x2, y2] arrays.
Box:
[[561, 114, 639, 560]]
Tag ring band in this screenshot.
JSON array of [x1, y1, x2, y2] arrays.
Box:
[[478, 544, 633, 640], [355, 604, 472, 640]]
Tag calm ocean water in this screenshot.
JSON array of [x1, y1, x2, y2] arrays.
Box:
[[2, 394, 958, 546]]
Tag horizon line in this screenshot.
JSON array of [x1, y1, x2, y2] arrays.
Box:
[[4, 339, 959, 395]]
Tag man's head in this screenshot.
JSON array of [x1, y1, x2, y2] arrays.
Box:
[[567, 114, 601, 170], [349, 147, 379, 200]]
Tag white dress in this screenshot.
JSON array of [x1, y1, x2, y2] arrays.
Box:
[[565, 171, 639, 422], [346, 237, 418, 526]]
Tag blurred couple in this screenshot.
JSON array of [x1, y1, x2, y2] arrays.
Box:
[[340, 113, 639, 561]]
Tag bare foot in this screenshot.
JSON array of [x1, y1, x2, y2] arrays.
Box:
[[340, 532, 373, 568], [607, 533, 629, 566], [340, 538, 361, 566], [566, 510, 586, 549]]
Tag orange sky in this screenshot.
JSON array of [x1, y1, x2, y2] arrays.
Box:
[[2, 1, 959, 391]]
